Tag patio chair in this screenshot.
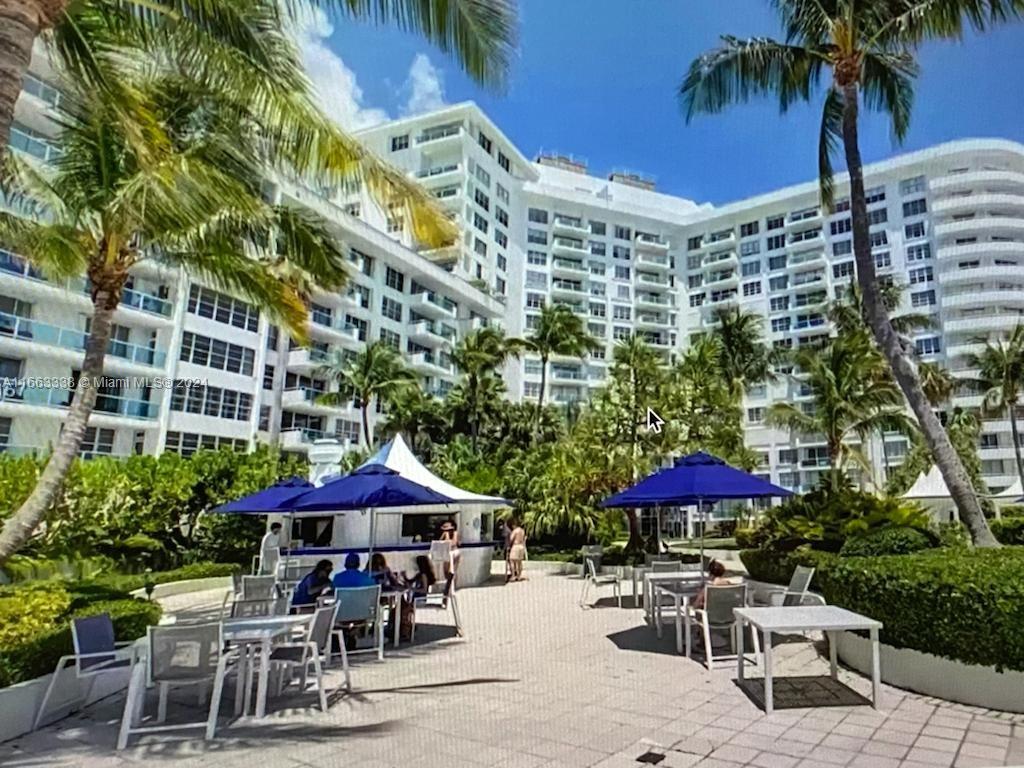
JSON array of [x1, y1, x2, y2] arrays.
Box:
[[333, 585, 385, 661], [649, 559, 685, 573], [229, 597, 288, 619], [580, 545, 603, 571], [266, 605, 340, 707], [579, 555, 621, 608], [411, 579, 463, 641], [241, 575, 277, 600], [644, 553, 675, 566], [230, 571, 244, 596], [34, 613, 138, 730], [754, 565, 825, 607], [691, 583, 760, 671], [116, 623, 236, 748]]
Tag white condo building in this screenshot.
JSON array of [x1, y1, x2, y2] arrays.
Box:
[[5, 54, 1024, 493]]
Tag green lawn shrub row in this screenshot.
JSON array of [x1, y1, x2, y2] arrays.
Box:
[[991, 517, 1024, 546], [838, 527, 934, 558]]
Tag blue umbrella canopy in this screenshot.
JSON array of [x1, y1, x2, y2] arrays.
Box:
[[212, 476, 314, 515], [290, 463, 453, 512], [600, 451, 793, 508]]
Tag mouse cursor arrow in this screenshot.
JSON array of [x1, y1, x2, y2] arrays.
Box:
[[646, 407, 665, 434]]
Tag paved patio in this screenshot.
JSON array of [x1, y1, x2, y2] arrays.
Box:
[[3, 565, 1024, 768]]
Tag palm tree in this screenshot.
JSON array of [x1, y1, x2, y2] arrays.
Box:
[[448, 325, 519, 450], [919, 361, 957, 408], [969, 324, 1024, 491], [0, 73, 350, 564], [768, 336, 912, 490], [519, 303, 598, 435], [0, 0, 516, 161], [377, 385, 444, 457], [709, 306, 777, 402], [680, 0, 1021, 546], [317, 342, 416, 448]]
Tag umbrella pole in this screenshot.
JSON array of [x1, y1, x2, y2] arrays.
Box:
[[699, 499, 706, 584], [367, 507, 375, 563]]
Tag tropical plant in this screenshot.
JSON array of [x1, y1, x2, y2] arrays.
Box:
[[377, 384, 445, 458], [708, 306, 777, 401], [518, 303, 598, 436], [0, 65, 354, 565], [768, 335, 912, 486], [317, 341, 416, 447], [969, 324, 1024, 491], [448, 325, 519, 450], [680, 0, 1022, 546], [0, 0, 517, 166]]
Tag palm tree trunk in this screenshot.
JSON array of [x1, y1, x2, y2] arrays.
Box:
[[361, 402, 371, 448], [0, 0, 44, 153], [0, 290, 114, 565], [624, 508, 643, 552], [841, 84, 997, 547], [1009, 403, 1024, 492], [535, 354, 548, 439], [469, 373, 479, 452]]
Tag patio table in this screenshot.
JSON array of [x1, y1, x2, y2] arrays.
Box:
[[734, 606, 882, 714], [643, 571, 703, 624], [653, 581, 703, 656], [223, 615, 311, 719]]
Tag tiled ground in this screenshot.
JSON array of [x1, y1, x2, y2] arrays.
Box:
[[2, 565, 1023, 768]]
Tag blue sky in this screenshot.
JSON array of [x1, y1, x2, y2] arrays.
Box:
[[313, 0, 1024, 206]]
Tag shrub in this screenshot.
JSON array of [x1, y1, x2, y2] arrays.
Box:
[[935, 521, 970, 550], [991, 517, 1024, 546], [839, 527, 935, 558], [1001, 505, 1024, 518], [735, 526, 765, 549], [819, 548, 1024, 672], [716, 520, 738, 538], [738, 548, 837, 589]]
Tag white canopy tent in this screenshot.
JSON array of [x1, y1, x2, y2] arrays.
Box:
[[990, 478, 1023, 505], [902, 466, 959, 523]]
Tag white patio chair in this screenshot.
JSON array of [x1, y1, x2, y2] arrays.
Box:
[[649, 560, 685, 573], [754, 565, 825, 607], [579, 555, 622, 608], [241, 575, 277, 600], [332, 585, 385, 661], [34, 613, 138, 730], [267, 605, 340, 707], [116, 623, 236, 748], [692, 583, 760, 671], [411, 579, 463, 641], [228, 597, 288, 620]]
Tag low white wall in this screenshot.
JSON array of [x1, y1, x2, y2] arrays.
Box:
[[129, 575, 233, 600], [837, 630, 1024, 713]]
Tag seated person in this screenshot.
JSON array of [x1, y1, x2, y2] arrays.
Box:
[[292, 559, 333, 607], [332, 552, 375, 589], [368, 552, 401, 590], [692, 559, 733, 610], [399, 555, 438, 641]]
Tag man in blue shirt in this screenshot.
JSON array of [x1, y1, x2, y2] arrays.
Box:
[[292, 560, 334, 606], [332, 552, 375, 588]]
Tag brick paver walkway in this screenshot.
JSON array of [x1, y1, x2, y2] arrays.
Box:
[[2, 565, 1022, 768]]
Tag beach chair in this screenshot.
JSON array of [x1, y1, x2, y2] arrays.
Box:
[[34, 613, 138, 730]]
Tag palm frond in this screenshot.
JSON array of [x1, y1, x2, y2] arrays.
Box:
[[861, 50, 917, 142], [817, 86, 845, 210], [0, 213, 92, 280]]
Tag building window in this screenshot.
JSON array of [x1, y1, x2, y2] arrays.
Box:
[[903, 198, 927, 217], [905, 221, 927, 240], [742, 281, 762, 297], [590, 303, 606, 318], [740, 221, 759, 238], [390, 134, 409, 151], [495, 206, 509, 227], [767, 234, 786, 251], [497, 253, 507, 271], [170, 381, 252, 421], [865, 185, 886, 204], [874, 251, 892, 270], [614, 225, 632, 240], [527, 250, 547, 266], [496, 183, 509, 203], [385, 266, 405, 292], [474, 238, 487, 257], [909, 266, 934, 284], [478, 131, 492, 154], [612, 245, 631, 260], [262, 365, 275, 390], [473, 212, 488, 233], [528, 208, 549, 224], [907, 243, 932, 262], [688, 274, 704, 289], [766, 215, 785, 230], [495, 230, 508, 248], [687, 235, 703, 250], [473, 188, 490, 211], [164, 431, 246, 457], [833, 261, 854, 279], [613, 306, 631, 321], [911, 290, 936, 307], [833, 240, 852, 256], [187, 285, 259, 332], [526, 292, 544, 309], [900, 176, 926, 195], [81, 427, 115, 458], [834, 198, 851, 212], [768, 255, 787, 271], [869, 231, 889, 248], [525, 270, 547, 289], [915, 336, 941, 355], [179, 332, 255, 375], [590, 220, 606, 236], [379, 328, 400, 350], [747, 407, 765, 424], [740, 240, 760, 257], [771, 317, 791, 333], [475, 165, 491, 187], [830, 218, 852, 236], [710, 228, 733, 242], [981, 433, 1000, 449], [689, 293, 705, 307], [498, 151, 511, 173], [381, 296, 402, 322], [527, 228, 547, 245], [769, 275, 788, 291], [770, 296, 790, 311], [741, 260, 761, 277], [867, 208, 888, 226], [614, 265, 630, 280]]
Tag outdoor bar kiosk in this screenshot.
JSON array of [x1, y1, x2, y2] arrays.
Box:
[[270, 435, 506, 586]]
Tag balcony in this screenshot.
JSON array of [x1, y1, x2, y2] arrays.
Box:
[[930, 169, 1024, 195], [551, 279, 585, 298], [413, 162, 462, 187], [786, 231, 824, 250], [934, 217, 1024, 241], [637, 272, 669, 287], [419, 243, 461, 269], [705, 270, 738, 288], [408, 319, 454, 347], [551, 257, 587, 278], [789, 250, 825, 268], [636, 293, 671, 309], [551, 236, 587, 257], [792, 271, 826, 287], [9, 123, 61, 163], [409, 351, 454, 378], [280, 428, 326, 452], [703, 250, 738, 269], [637, 251, 670, 270], [1, 386, 159, 420], [413, 291, 457, 319], [309, 316, 361, 347], [942, 288, 1024, 310], [933, 192, 1024, 217], [0, 312, 167, 367], [636, 311, 669, 329], [935, 240, 1024, 266], [281, 387, 354, 416], [635, 233, 670, 253], [414, 123, 463, 151], [286, 346, 331, 373], [786, 208, 822, 227], [550, 367, 585, 382], [120, 287, 172, 318], [552, 215, 589, 238], [944, 313, 1024, 335]]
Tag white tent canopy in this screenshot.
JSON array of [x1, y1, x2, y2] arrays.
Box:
[[902, 466, 951, 500], [360, 434, 509, 507], [991, 478, 1023, 502]]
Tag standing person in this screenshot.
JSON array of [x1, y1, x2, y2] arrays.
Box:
[[508, 518, 527, 582], [439, 518, 462, 588], [259, 522, 282, 576], [499, 519, 512, 582]]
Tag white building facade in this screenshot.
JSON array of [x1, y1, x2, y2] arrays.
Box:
[[6, 63, 1024, 492]]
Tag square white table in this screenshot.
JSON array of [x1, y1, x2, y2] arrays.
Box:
[[653, 581, 703, 656], [734, 606, 882, 714], [643, 571, 703, 623], [223, 615, 311, 719]]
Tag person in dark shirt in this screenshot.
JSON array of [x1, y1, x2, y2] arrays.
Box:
[[332, 552, 376, 589], [292, 560, 333, 606]]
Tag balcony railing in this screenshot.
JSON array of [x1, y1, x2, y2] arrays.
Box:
[[415, 163, 460, 179], [10, 124, 61, 163], [22, 73, 62, 109], [0, 312, 167, 367], [120, 287, 172, 317], [416, 124, 461, 144], [5, 385, 159, 419]]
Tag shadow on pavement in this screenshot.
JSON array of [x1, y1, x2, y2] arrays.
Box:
[[735, 675, 872, 711]]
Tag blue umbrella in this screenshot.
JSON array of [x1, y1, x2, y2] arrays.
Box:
[[600, 451, 793, 567], [291, 463, 453, 511], [212, 476, 314, 515]]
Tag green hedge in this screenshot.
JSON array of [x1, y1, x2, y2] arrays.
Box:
[[819, 548, 1024, 672], [839, 527, 934, 558], [78, 563, 241, 595], [738, 548, 837, 590], [991, 517, 1024, 546]]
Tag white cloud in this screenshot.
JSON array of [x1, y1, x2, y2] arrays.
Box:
[[401, 53, 446, 116], [292, 8, 389, 130]]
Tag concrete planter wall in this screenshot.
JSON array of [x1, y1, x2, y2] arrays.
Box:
[[837, 630, 1024, 713]]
